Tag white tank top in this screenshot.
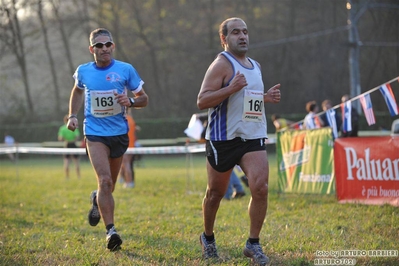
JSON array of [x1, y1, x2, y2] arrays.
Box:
[[205, 51, 268, 141]]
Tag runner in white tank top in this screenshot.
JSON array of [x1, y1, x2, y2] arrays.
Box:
[[197, 17, 281, 265], [206, 51, 267, 141]]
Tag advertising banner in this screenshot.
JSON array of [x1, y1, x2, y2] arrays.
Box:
[[277, 128, 335, 194], [334, 136, 399, 206]]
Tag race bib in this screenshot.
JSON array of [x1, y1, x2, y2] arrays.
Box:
[[90, 90, 122, 117], [242, 90, 263, 122]]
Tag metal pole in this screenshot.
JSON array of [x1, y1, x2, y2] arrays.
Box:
[[347, 0, 362, 113]]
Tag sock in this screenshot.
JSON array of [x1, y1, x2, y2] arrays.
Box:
[[106, 223, 115, 232], [204, 232, 215, 242], [248, 237, 260, 244]]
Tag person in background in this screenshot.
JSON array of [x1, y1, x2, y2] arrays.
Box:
[[120, 109, 139, 188], [224, 166, 246, 200], [320, 99, 341, 139], [235, 165, 249, 187], [303, 100, 323, 129], [58, 114, 81, 179], [340, 94, 359, 137], [66, 28, 149, 251], [4, 132, 16, 161], [271, 114, 294, 132], [197, 17, 281, 265]]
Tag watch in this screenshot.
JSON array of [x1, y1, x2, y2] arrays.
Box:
[[129, 97, 135, 107]]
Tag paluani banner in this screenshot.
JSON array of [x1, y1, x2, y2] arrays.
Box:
[[334, 136, 399, 206], [277, 127, 335, 194]]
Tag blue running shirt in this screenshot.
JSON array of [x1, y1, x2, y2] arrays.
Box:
[[73, 59, 144, 136]]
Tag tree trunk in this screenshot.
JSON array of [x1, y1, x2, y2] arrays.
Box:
[[38, 0, 61, 113], [50, 0, 75, 75], [1, 0, 35, 114]]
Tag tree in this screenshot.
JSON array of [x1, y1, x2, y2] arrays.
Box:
[[50, 0, 75, 75], [37, 0, 61, 113], [0, 0, 35, 114], [0, 0, 398, 127]]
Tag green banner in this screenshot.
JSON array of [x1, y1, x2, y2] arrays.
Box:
[[277, 127, 335, 194]]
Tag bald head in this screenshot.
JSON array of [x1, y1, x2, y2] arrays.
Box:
[[219, 17, 246, 48]]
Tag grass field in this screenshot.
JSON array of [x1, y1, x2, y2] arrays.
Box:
[[0, 152, 398, 266]]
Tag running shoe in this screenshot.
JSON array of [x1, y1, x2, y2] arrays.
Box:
[[243, 240, 270, 266], [88, 190, 101, 226], [199, 233, 219, 259], [233, 191, 246, 199], [106, 226, 123, 251]]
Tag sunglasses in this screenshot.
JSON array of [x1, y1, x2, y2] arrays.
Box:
[[91, 41, 113, 49]]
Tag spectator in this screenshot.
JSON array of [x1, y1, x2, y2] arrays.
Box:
[[340, 94, 359, 137], [320, 100, 341, 139], [224, 166, 246, 200], [4, 132, 16, 161], [58, 114, 81, 179], [303, 101, 323, 129], [119, 109, 139, 188], [271, 114, 294, 132]]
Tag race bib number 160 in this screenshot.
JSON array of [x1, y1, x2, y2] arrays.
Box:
[[242, 90, 263, 122], [90, 90, 121, 117]]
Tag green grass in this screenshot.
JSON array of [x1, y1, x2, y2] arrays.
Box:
[[0, 153, 398, 265]]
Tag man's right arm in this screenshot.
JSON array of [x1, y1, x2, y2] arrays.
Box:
[[197, 56, 247, 110], [67, 85, 84, 131]]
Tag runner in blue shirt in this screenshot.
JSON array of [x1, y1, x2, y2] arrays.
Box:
[[67, 28, 148, 251]]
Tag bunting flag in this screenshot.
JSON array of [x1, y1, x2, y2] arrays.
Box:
[[359, 94, 376, 126], [379, 83, 399, 116], [314, 116, 322, 128], [326, 109, 339, 139], [341, 101, 352, 133], [294, 123, 303, 130]]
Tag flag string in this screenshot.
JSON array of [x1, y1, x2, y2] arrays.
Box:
[[287, 75, 399, 130]]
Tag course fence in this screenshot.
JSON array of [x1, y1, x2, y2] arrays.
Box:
[[0, 144, 206, 156]]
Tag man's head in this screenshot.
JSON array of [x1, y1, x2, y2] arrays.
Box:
[[89, 28, 115, 66], [341, 94, 350, 103], [321, 99, 332, 111], [89, 28, 113, 46], [306, 101, 318, 113], [219, 17, 248, 54]]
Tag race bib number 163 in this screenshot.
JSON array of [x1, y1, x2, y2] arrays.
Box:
[[90, 90, 121, 117]]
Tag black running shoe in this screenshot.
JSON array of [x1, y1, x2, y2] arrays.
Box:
[[241, 176, 249, 187], [88, 190, 101, 226], [106, 226, 123, 251]]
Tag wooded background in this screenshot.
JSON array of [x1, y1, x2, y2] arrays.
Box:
[[1, 0, 398, 141]]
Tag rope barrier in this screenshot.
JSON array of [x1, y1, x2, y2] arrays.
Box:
[[0, 138, 277, 156], [0, 144, 206, 155]]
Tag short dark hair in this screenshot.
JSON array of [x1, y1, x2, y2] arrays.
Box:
[[89, 28, 113, 45], [306, 101, 317, 112]]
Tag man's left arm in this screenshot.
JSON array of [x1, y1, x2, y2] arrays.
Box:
[[264, 84, 281, 103], [131, 89, 149, 108]]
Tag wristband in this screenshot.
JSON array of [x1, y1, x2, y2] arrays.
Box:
[[68, 114, 77, 119], [129, 98, 135, 107]]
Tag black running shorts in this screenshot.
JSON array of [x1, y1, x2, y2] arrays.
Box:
[[206, 137, 266, 173], [64, 142, 79, 159], [85, 134, 129, 158]]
